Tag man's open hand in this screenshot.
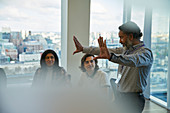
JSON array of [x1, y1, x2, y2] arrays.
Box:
[[73, 36, 83, 55], [93, 37, 110, 60]]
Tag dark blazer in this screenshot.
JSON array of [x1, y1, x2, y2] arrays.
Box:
[[32, 67, 71, 87], [0, 68, 7, 88]]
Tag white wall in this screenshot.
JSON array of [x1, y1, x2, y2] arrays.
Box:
[[61, 0, 90, 85]]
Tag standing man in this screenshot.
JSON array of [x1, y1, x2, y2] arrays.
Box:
[[73, 21, 153, 113]]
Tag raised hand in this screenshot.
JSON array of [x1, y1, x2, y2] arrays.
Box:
[[73, 36, 83, 55], [93, 37, 110, 60]]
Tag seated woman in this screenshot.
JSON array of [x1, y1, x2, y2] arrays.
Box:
[[79, 54, 110, 91], [32, 49, 71, 88]]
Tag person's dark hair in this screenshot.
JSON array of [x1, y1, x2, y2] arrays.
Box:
[[40, 49, 59, 69], [118, 21, 143, 40], [80, 54, 99, 72]]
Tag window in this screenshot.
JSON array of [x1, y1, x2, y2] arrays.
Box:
[[90, 0, 123, 79], [131, 0, 145, 41], [0, 0, 61, 88], [150, 6, 169, 103]]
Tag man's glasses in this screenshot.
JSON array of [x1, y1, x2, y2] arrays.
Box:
[[45, 56, 54, 59], [85, 60, 94, 64]]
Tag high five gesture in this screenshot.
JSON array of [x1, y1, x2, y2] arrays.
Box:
[[73, 36, 83, 55], [93, 37, 110, 60]]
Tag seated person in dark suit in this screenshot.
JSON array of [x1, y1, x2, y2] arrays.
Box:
[[0, 68, 7, 88], [32, 49, 71, 88]]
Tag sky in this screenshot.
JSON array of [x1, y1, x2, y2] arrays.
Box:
[[0, 0, 61, 32], [0, 0, 124, 32], [0, 0, 169, 33], [90, 0, 123, 32]]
